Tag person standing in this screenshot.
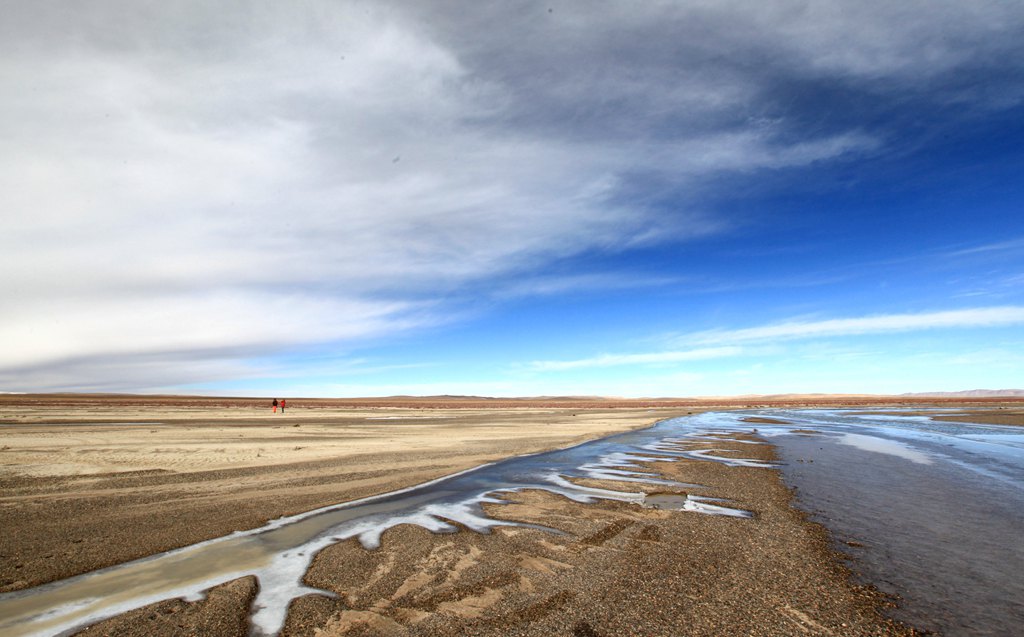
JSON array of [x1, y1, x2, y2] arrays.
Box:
[[272, 398, 278, 413], [280, 398, 286, 414]]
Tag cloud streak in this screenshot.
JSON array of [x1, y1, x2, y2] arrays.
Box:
[[683, 306, 1024, 346], [529, 347, 744, 371], [529, 307, 1024, 374]]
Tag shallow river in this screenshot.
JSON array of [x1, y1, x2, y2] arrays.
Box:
[[1, 410, 1021, 636], [739, 408, 1024, 636]]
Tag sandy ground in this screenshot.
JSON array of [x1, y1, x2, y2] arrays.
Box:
[[0, 396, 982, 634], [71, 433, 916, 637], [0, 403, 697, 593]]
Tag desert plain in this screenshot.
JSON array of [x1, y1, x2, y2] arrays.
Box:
[[2, 394, 1022, 636]]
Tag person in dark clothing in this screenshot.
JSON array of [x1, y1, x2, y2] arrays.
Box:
[[272, 398, 278, 413]]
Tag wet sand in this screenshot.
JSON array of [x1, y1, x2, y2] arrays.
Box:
[[924, 409, 1023, 427], [851, 408, 1024, 426], [740, 416, 792, 425], [0, 397, 936, 635]]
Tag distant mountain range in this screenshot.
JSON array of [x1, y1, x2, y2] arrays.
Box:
[[3, 390, 1022, 400], [900, 389, 1024, 397]]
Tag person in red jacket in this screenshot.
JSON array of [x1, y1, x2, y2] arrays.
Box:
[[280, 398, 287, 414]]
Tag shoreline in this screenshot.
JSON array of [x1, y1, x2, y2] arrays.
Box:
[[0, 399, 978, 634]]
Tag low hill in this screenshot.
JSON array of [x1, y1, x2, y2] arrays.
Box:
[[900, 389, 1024, 398]]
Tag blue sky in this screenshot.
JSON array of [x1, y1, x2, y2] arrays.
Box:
[[2, 1, 1023, 396]]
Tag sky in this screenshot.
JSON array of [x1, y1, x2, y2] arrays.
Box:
[[2, 0, 1024, 397]]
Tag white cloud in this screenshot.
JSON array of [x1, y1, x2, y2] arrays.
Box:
[[529, 347, 743, 371], [683, 306, 1024, 346], [521, 307, 1024, 378], [2, 1, 1022, 391], [0, 293, 421, 370], [946, 237, 1024, 258], [493, 273, 681, 299], [945, 348, 1024, 368], [735, 0, 1021, 79]]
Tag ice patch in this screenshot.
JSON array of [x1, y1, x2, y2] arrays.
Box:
[[839, 433, 934, 465]]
